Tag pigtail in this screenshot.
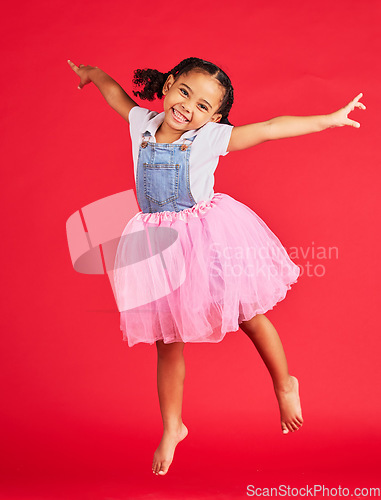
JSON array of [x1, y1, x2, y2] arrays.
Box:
[[219, 86, 234, 126], [132, 68, 171, 100], [220, 117, 233, 125]]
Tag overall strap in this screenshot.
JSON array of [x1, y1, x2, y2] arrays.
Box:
[[140, 131, 197, 150], [180, 135, 197, 151]]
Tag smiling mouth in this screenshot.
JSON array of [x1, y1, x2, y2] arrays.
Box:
[[172, 108, 189, 123]]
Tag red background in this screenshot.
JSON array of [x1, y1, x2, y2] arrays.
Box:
[[1, 0, 380, 498]]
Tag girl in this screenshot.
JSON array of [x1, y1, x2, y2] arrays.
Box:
[[67, 57, 365, 476]]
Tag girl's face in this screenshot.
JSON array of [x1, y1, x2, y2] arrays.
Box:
[[161, 70, 225, 132]]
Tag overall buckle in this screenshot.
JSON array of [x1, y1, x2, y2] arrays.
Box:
[[141, 132, 152, 148]]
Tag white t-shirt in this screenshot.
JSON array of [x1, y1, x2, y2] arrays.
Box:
[[128, 106, 233, 203]]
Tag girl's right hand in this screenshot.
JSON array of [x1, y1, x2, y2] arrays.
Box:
[[67, 60, 98, 89], [329, 93, 366, 128]]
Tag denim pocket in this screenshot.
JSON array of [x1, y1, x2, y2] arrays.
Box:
[[143, 164, 180, 206]]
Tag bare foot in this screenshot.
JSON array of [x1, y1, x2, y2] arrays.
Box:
[[274, 375, 303, 434], [152, 422, 188, 476]]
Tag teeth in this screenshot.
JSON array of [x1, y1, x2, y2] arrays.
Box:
[[173, 108, 188, 122]]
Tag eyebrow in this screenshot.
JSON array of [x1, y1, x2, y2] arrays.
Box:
[[180, 83, 212, 109]]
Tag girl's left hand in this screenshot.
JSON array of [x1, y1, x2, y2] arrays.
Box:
[[67, 59, 98, 89], [329, 93, 366, 128]]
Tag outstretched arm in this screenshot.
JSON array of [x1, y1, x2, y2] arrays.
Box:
[[67, 60, 138, 123], [227, 93, 366, 152]]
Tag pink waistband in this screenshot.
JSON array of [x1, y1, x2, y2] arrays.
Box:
[[136, 192, 225, 224]]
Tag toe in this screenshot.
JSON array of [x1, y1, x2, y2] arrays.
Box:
[[153, 460, 159, 474], [158, 460, 170, 476]]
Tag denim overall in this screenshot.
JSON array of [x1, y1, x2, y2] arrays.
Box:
[[136, 131, 198, 213]]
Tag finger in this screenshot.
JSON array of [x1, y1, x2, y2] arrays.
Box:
[[343, 93, 363, 111], [356, 101, 366, 110], [347, 119, 360, 128], [346, 99, 366, 114], [345, 94, 361, 110], [352, 92, 363, 103], [67, 59, 79, 73]]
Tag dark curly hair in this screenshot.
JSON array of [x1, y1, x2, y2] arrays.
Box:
[[132, 57, 234, 125]]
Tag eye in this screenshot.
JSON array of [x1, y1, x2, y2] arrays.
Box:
[[199, 104, 208, 111], [180, 88, 188, 96]]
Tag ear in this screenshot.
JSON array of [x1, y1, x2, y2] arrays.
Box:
[[162, 74, 175, 96], [210, 113, 222, 123]]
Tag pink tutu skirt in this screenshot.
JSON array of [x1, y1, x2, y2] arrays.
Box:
[[113, 192, 300, 347]]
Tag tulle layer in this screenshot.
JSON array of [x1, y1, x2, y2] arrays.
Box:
[[113, 192, 300, 347]]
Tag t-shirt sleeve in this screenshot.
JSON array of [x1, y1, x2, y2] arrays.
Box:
[[128, 106, 154, 144], [205, 122, 234, 157]]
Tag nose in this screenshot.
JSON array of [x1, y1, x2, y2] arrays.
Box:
[[181, 102, 190, 114]]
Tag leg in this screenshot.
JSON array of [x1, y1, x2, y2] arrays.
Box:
[[239, 314, 303, 434], [152, 340, 188, 476]]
